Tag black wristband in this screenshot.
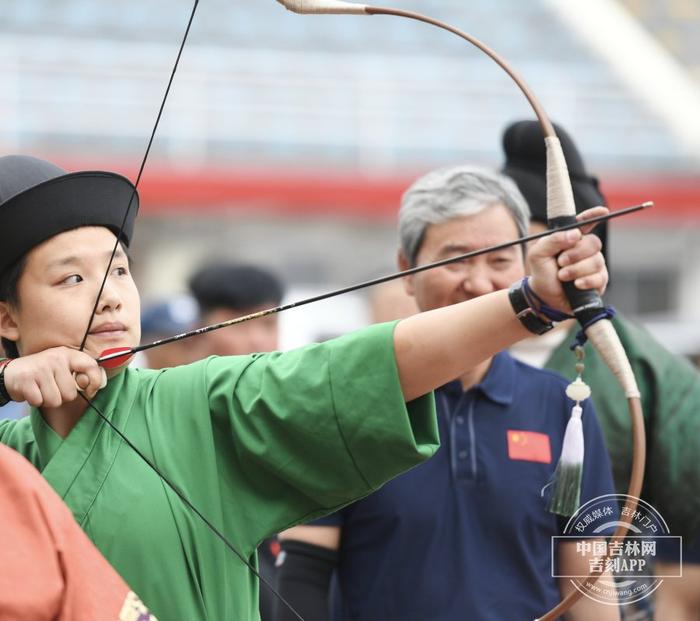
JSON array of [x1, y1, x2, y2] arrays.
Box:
[[508, 278, 554, 335], [276, 539, 338, 621], [0, 359, 13, 407]]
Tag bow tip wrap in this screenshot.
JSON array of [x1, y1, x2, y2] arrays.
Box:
[[276, 0, 368, 14], [584, 320, 641, 399], [545, 136, 577, 220]]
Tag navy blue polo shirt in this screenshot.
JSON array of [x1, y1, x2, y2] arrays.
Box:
[[315, 351, 616, 621]]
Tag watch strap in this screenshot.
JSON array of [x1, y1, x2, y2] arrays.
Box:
[[0, 359, 13, 407], [508, 278, 554, 335]]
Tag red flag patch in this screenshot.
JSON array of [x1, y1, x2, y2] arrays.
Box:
[[507, 430, 552, 463]]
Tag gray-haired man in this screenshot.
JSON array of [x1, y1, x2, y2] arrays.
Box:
[[275, 166, 619, 621]]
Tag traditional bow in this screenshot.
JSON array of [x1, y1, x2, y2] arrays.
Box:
[[274, 2, 646, 620], [72, 2, 647, 620]]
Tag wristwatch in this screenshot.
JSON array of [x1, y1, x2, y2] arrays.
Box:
[[508, 279, 554, 335], [0, 359, 13, 407]]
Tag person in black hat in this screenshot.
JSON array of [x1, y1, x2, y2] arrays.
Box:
[[0, 155, 137, 400], [189, 263, 284, 358], [503, 120, 700, 620], [0, 153, 609, 620], [0, 155, 154, 618]]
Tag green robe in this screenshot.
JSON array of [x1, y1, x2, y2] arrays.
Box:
[[546, 315, 700, 539], [0, 323, 438, 621]]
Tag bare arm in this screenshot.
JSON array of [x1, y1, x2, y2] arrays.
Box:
[[395, 226, 606, 401], [279, 525, 341, 551], [654, 562, 700, 621]]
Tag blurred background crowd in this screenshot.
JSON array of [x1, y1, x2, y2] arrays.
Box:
[[1, 0, 699, 357]]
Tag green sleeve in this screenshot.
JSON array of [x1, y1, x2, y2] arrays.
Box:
[[633, 332, 700, 540], [146, 322, 438, 550], [0, 419, 12, 441], [0, 417, 38, 464]]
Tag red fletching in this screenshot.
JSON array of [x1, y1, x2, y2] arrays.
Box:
[[99, 347, 134, 369]]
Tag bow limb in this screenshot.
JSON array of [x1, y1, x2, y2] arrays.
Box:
[[535, 126, 647, 621], [275, 2, 647, 619]]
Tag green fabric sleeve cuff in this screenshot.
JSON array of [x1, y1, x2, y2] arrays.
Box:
[[327, 321, 439, 490]]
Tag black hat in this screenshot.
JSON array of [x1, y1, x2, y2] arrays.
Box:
[[189, 263, 284, 313], [0, 155, 139, 276], [501, 121, 608, 259]]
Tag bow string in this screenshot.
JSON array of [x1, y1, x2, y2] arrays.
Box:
[[74, 2, 306, 619]]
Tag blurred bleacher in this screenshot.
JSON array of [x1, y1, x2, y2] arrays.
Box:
[[0, 0, 692, 173], [620, 0, 700, 80]]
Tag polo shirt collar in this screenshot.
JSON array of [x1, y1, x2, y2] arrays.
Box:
[[441, 351, 516, 406]]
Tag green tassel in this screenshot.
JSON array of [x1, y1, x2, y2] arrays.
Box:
[[547, 460, 583, 516]]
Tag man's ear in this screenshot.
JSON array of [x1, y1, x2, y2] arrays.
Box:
[[0, 302, 20, 344], [397, 250, 416, 298]]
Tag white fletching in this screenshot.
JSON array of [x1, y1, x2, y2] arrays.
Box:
[[545, 136, 577, 220], [276, 0, 368, 14]]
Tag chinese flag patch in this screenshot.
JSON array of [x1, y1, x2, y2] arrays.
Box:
[[507, 430, 552, 463]]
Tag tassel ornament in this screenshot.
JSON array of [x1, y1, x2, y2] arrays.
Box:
[[547, 348, 590, 516]]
